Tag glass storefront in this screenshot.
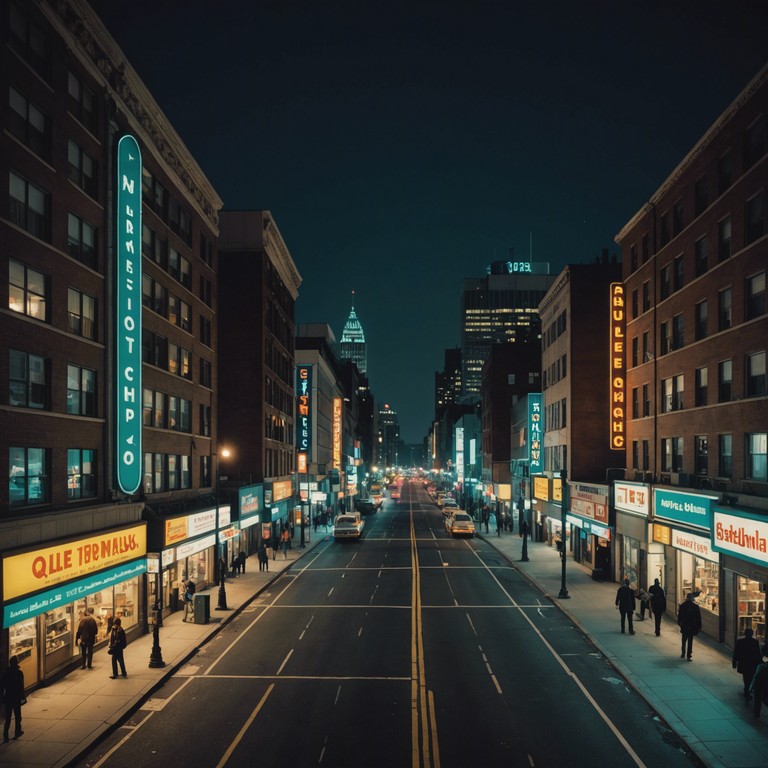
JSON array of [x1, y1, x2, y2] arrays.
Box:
[[680, 553, 719, 614], [737, 576, 766, 642], [9, 618, 38, 687], [622, 536, 640, 589]]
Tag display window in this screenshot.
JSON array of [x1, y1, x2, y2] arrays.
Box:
[[622, 536, 640, 589], [45, 606, 74, 656], [737, 576, 766, 642], [9, 617, 38, 686], [180, 550, 210, 586], [680, 553, 719, 613]]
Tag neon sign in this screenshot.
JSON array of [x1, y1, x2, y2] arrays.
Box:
[[296, 365, 313, 451], [528, 393, 543, 471], [610, 283, 625, 450]]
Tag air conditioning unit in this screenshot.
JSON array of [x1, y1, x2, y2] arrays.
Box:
[[671, 472, 692, 487], [660, 473, 671, 485], [696, 476, 713, 490]]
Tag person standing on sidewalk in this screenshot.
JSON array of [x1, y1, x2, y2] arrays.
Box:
[[281, 528, 290, 559], [615, 578, 636, 634], [749, 652, 768, 718], [108, 617, 127, 678], [482, 505, 490, 533], [677, 593, 702, 661], [2, 656, 24, 743], [733, 628, 762, 702], [75, 607, 98, 669], [648, 578, 666, 636]]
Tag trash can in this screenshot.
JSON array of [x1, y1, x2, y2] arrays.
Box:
[[193, 593, 210, 624]]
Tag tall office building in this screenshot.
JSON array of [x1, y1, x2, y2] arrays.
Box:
[[340, 291, 367, 376], [377, 404, 400, 468], [461, 259, 555, 396], [435, 347, 462, 419]]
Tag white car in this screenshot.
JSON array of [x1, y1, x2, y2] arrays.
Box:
[[444, 512, 475, 537], [441, 499, 460, 517], [333, 513, 365, 541]]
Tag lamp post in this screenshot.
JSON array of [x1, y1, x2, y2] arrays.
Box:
[[148, 570, 165, 668], [215, 448, 231, 611], [558, 469, 570, 599]]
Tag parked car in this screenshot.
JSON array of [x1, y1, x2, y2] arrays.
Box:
[[441, 498, 460, 517], [444, 512, 475, 537], [333, 513, 365, 541]]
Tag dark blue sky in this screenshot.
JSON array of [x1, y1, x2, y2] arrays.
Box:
[[90, 0, 767, 445]]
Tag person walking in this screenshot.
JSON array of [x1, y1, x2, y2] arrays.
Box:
[[238, 549, 247, 574], [677, 593, 702, 661], [637, 587, 652, 621], [482, 505, 490, 533], [182, 579, 195, 622], [615, 578, 636, 634], [648, 578, 666, 636], [258, 541, 268, 572], [108, 617, 127, 678], [749, 651, 768, 718], [281, 527, 290, 560], [733, 627, 762, 702], [75, 607, 98, 669], [2, 656, 25, 743]]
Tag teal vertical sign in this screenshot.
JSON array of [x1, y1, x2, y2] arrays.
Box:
[[115, 135, 142, 494], [528, 393, 543, 472]]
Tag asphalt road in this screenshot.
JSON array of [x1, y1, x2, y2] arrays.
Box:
[[76, 479, 700, 768]]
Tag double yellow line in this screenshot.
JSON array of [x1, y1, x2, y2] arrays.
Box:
[[410, 494, 440, 768]]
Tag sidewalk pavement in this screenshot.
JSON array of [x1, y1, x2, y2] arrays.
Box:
[[2, 532, 328, 768], [477, 527, 768, 768]]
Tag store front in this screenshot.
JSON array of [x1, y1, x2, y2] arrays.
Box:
[[614, 481, 659, 596], [712, 505, 768, 649], [239, 484, 265, 555], [2, 523, 147, 688], [569, 482, 612, 579]]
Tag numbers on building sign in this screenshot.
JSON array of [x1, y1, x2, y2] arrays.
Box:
[[507, 261, 532, 273]]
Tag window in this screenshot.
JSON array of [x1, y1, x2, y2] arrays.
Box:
[[695, 300, 708, 341], [9, 171, 49, 240], [660, 321, 670, 355], [747, 351, 767, 397], [200, 455, 211, 487], [695, 367, 708, 407], [718, 216, 732, 262], [168, 396, 191, 432], [719, 360, 733, 402], [673, 255, 684, 291], [9, 258, 47, 320], [167, 344, 191, 379], [169, 198, 192, 243], [143, 453, 191, 493], [660, 264, 671, 299], [632, 336, 639, 367], [168, 295, 191, 331], [660, 211, 670, 246], [9, 3, 50, 81], [642, 331, 649, 362], [661, 375, 684, 413], [67, 71, 97, 133], [695, 436, 708, 476], [142, 224, 167, 269], [662, 437, 684, 472], [632, 387, 639, 418], [642, 384, 650, 417], [67, 213, 97, 269], [642, 440, 650, 470], [67, 449, 96, 499], [200, 233, 214, 268], [200, 358, 212, 388], [642, 281, 650, 312], [694, 176, 708, 216], [719, 435, 733, 478], [746, 271, 766, 320], [694, 236, 708, 277], [632, 441, 639, 470], [746, 433, 767, 481], [200, 315, 212, 347], [143, 388, 164, 427], [673, 201, 683, 237], [632, 288, 638, 318], [68, 288, 96, 340], [142, 169, 167, 218], [745, 115, 766, 169], [9, 446, 48, 506], [746, 191, 765, 244], [672, 314, 684, 350], [9, 349, 47, 409], [67, 139, 98, 198], [718, 288, 732, 331], [142, 274, 167, 316], [199, 404, 211, 436], [718, 148, 733, 194], [66, 365, 96, 416], [200, 275, 212, 307], [8, 86, 50, 160], [168, 247, 191, 288], [142, 329, 168, 369]]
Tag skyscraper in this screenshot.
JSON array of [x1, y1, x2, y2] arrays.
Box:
[[340, 291, 367, 376], [461, 259, 555, 396]]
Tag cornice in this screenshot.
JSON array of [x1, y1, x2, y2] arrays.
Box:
[[44, 0, 223, 231], [539, 266, 570, 314], [263, 214, 303, 299]]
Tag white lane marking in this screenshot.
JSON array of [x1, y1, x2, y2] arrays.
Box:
[[328, 587, 334, 597], [276, 649, 293, 676], [491, 674, 502, 694], [334, 685, 342, 705], [358, 626, 363, 638]]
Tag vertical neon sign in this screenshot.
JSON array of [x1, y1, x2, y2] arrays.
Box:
[[115, 135, 142, 494], [333, 397, 342, 469], [529, 393, 543, 472], [610, 283, 625, 450]]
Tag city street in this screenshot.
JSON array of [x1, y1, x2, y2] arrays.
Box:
[[73, 480, 698, 768]]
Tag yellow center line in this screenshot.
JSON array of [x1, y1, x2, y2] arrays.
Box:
[[215, 683, 275, 768]]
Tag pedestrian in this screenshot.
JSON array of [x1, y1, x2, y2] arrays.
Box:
[[749, 652, 768, 718], [238, 550, 247, 574], [482, 505, 490, 533], [637, 587, 652, 621], [677, 593, 702, 661], [182, 578, 195, 622], [615, 577, 636, 635], [75, 607, 98, 669], [281, 528, 290, 559], [2, 655, 25, 743], [648, 578, 666, 636], [108, 617, 127, 678], [520, 518, 529, 540], [231, 554, 239, 576], [258, 541, 269, 572], [733, 627, 762, 702]]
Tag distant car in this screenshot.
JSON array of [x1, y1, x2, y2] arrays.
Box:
[[334, 513, 365, 541], [441, 498, 460, 517], [445, 512, 475, 537], [354, 497, 377, 514]]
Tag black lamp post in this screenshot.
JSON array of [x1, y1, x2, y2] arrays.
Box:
[[558, 469, 570, 599], [148, 571, 165, 668], [215, 448, 231, 611]]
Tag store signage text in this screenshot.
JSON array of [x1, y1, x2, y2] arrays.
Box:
[[615, 482, 649, 516], [610, 283, 625, 450], [533, 476, 549, 501], [240, 486, 262, 517], [115, 135, 143, 494], [528, 394, 543, 471], [654, 489, 710, 529], [296, 365, 313, 451], [671, 529, 717, 562], [272, 480, 293, 502], [333, 397, 342, 469], [712, 509, 768, 566]]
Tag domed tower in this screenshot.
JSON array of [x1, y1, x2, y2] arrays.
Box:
[[340, 290, 367, 375]]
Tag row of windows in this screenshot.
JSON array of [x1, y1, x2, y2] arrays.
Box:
[[542, 354, 567, 390], [630, 433, 767, 481], [142, 389, 192, 432], [9, 446, 96, 506], [542, 310, 566, 350], [546, 398, 567, 431], [265, 375, 294, 417]]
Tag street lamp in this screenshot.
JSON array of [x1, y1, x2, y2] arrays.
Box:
[[558, 469, 570, 599], [215, 448, 231, 611]]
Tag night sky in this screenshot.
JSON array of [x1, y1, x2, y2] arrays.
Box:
[[88, 0, 767, 445]]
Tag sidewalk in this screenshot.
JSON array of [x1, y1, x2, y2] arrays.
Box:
[[2, 532, 328, 768], [478, 528, 768, 768]]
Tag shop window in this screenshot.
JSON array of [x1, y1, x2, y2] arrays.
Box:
[[737, 576, 766, 643], [44, 607, 72, 658], [680, 554, 719, 614], [719, 434, 733, 478], [622, 536, 639, 589], [746, 433, 768, 481], [8, 618, 37, 685]]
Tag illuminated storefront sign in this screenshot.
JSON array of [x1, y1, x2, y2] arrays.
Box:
[[296, 365, 313, 451], [670, 528, 717, 562], [456, 427, 465, 483], [615, 481, 649, 516], [239, 485, 263, 518], [298, 452, 308, 473], [2, 524, 147, 601], [712, 508, 768, 567], [163, 507, 229, 547], [272, 480, 293, 502], [528, 393, 543, 471], [654, 489, 712, 530], [533, 476, 550, 501], [333, 397, 343, 469], [610, 283, 625, 450], [115, 135, 143, 494]]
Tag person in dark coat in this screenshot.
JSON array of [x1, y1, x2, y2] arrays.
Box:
[[258, 541, 269, 572], [749, 652, 768, 718], [108, 617, 127, 678], [733, 627, 762, 701], [648, 578, 666, 636], [238, 550, 247, 574], [677, 593, 703, 661], [615, 578, 636, 634], [2, 655, 24, 742], [76, 607, 98, 669]]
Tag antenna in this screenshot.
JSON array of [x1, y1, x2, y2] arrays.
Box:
[[351, 288, 355, 308]]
